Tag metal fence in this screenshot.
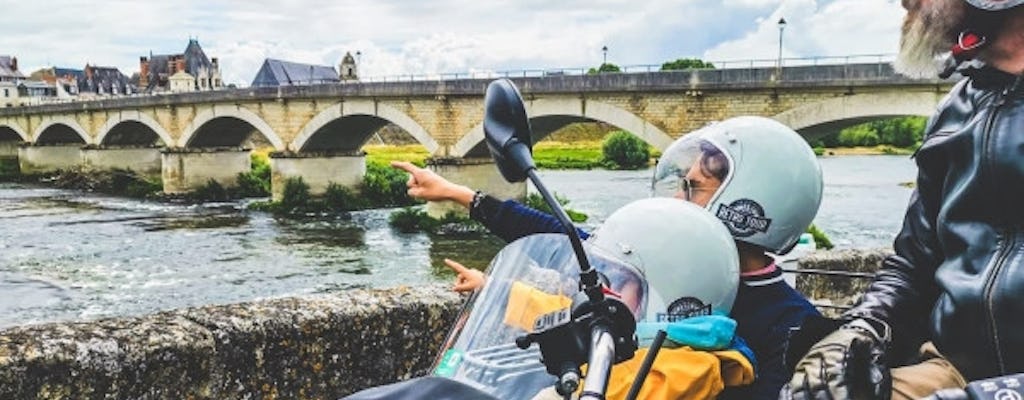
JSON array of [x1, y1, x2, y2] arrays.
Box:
[[358, 54, 898, 83]]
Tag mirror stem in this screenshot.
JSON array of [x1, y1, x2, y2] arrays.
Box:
[[525, 168, 602, 302]]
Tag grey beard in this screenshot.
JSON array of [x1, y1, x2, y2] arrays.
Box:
[[894, 26, 949, 78]]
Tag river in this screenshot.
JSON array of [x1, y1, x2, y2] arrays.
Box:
[[0, 155, 915, 328]]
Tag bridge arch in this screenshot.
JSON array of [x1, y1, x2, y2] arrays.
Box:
[[0, 123, 29, 142], [773, 91, 943, 139], [452, 98, 673, 158], [178, 105, 285, 150], [34, 117, 90, 144], [290, 100, 439, 153], [96, 111, 174, 146]]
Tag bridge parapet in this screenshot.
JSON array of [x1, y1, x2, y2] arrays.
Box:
[[0, 63, 949, 117]]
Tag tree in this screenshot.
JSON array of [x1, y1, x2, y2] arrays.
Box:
[[817, 116, 927, 148], [587, 63, 621, 74], [602, 131, 650, 169], [660, 58, 715, 71]]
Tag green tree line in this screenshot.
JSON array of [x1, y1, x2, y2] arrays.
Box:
[[812, 116, 928, 148]]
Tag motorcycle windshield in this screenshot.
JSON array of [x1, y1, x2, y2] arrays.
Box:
[[431, 233, 646, 399]]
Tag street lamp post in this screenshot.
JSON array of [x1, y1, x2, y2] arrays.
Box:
[[777, 17, 787, 73], [602, 45, 608, 65]]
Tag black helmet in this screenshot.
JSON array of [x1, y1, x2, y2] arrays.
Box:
[[964, 0, 1024, 10]]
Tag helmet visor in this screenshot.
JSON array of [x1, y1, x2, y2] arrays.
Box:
[[651, 133, 731, 204], [590, 246, 648, 318]]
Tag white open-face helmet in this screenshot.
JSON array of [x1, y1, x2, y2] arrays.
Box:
[[652, 116, 823, 254], [586, 197, 739, 321]]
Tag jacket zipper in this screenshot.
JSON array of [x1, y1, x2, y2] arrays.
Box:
[[983, 229, 1017, 374], [978, 82, 1017, 375]]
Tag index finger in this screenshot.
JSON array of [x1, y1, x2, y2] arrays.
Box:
[[444, 258, 469, 274], [390, 161, 420, 174]]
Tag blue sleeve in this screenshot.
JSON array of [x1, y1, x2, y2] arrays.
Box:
[[472, 196, 589, 243], [722, 285, 820, 400]]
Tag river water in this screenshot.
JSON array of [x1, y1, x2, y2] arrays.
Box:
[[0, 155, 915, 328]]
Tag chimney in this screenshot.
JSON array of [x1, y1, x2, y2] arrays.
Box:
[[211, 57, 219, 70], [176, 59, 186, 74], [85, 64, 93, 80], [139, 57, 149, 87], [10, 57, 17, 72]]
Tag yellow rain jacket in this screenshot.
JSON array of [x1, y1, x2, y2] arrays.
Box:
[[505, 281, 756, 399]]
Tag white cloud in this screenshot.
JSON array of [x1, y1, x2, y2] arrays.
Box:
[[0, 0, 905, 86], [704, 0, 903, 63]]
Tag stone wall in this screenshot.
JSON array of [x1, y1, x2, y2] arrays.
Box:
[[0, 249, 892, 399], [794, 248, 893, 316], [0, 286, 462, 400]]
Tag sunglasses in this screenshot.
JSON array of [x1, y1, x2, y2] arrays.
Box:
[[678, 177, 719, 200]]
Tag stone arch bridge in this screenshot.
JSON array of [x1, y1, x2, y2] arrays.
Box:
[[0, 62, 951, 202]]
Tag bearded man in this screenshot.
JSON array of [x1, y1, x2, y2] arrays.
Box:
[[783, 1, 1024, 399]]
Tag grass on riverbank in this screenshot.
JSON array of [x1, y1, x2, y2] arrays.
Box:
[[814, 145, 916, 156], [364, 144, 429, 166]]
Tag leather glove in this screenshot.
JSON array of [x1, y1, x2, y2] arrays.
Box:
[[783, 318, 892, 400]]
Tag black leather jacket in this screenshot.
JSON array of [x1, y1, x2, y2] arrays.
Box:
[[844, 65, 1024, 381]]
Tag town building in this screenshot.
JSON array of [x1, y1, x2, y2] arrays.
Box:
[[138, 39, 223, 93], [32, 65, 134, 98], [2, 56, 26, 107], [0, 56, 24, 84], [250, 58, 340, 87]]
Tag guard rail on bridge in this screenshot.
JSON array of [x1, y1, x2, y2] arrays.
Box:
[[359, 54, 899, 82]]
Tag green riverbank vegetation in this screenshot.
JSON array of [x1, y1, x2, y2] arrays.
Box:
[[249, 160, 417, 215], [0, 165, 162, 199], [0, 158, 20, 181], [811, 116, 927, 156]]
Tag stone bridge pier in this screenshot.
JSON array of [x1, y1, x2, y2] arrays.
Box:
[[0, 141, 18, 159], [81, 145, 163, 179], [425, 157, 527, 218], [18, 144, 81, 174], [161, 148, 251, 194], [270, 151, 366, 201]]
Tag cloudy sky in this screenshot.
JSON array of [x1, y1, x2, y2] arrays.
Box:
[[0, 0, 904, 86]]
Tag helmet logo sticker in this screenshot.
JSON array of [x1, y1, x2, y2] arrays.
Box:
[[716, 199, 772, 238], [656, 296, 711, 322]]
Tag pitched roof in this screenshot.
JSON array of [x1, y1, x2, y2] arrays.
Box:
[[142, 39, 217, 91], [81, 65, 133, 94], [183, 39, 214, 75], [0, 56, 24, 79], [250, 58, 339, 87]]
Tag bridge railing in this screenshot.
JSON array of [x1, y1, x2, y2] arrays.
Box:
[[359, 53, 898, 83]]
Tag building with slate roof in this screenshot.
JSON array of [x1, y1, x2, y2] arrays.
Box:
[[138, 39, 223, 93], [250, 58, 340, 87], [81, 65, 134, 96], [32, 65, 134, 98], [0, 56, 24, 83]]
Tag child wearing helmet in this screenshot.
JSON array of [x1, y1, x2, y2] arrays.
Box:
[[391, 115, 825, 399], [451, 198, 756, 400]]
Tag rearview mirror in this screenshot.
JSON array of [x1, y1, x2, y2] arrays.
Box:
[[483, 79, 535, 183]]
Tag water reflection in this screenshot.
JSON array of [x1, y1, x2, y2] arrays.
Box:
[[428, 231, 506, 278]]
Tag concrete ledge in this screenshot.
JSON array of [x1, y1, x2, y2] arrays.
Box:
[[0, 285, 462, 400], [795, 248, 893, 312]]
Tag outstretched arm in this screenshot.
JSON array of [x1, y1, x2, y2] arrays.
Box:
[[391, 161, 588, 242]]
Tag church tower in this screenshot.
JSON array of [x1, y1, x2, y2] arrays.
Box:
[[339, 52, 358, 81]]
